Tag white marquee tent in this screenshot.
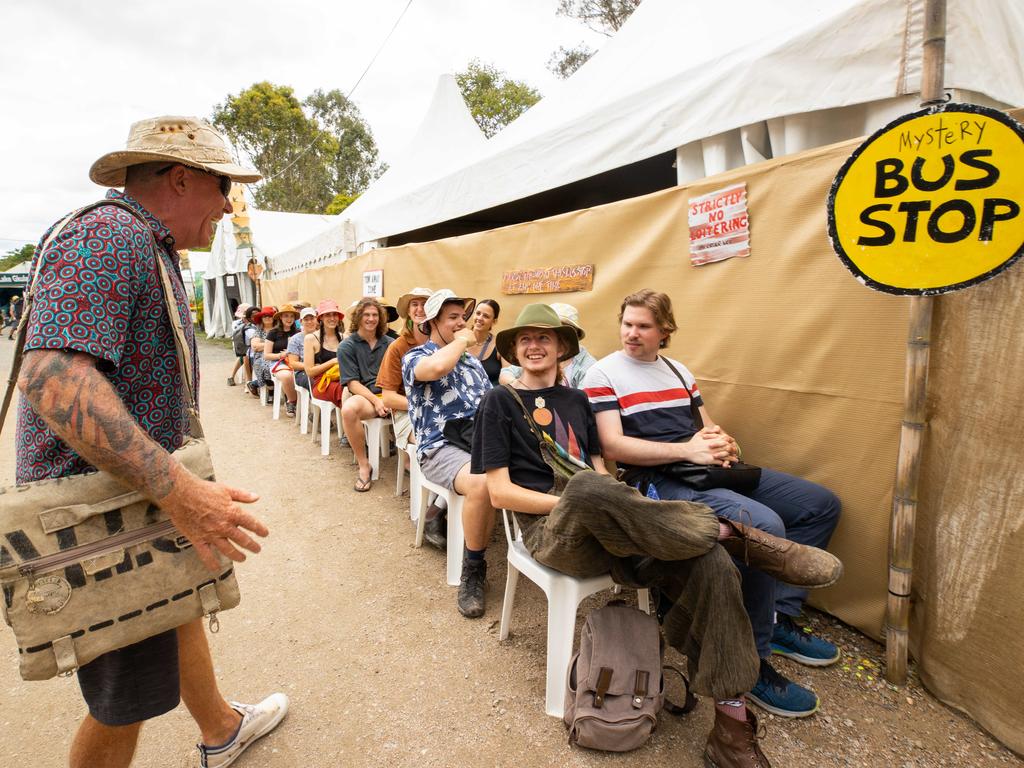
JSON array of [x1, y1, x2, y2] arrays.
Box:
[[268, 0, 1024, 277], [270, 74, 488, 277], [203, 205, 337, 336]]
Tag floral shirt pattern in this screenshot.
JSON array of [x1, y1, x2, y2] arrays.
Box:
[[16, 190, 196, 483], [401, 340, 491, 459]]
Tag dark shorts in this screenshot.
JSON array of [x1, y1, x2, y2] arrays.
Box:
[[76, 629, 180, 726]]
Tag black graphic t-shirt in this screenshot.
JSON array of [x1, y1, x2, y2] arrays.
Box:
[[471, 384, 600, 493]]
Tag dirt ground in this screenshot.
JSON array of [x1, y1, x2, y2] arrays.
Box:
[[0, 338, 1020, 768]]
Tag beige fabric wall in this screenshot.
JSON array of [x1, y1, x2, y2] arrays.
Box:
[[912, 261, 1024, 755], [263, 138, 910, 637], [262, 125, 1023, 752]]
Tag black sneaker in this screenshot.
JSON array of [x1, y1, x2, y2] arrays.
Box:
[[457, 557, 487, 618], [422, 505, 447, 551]]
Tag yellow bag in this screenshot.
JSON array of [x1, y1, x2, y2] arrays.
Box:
[[316, 363, 339, 392]]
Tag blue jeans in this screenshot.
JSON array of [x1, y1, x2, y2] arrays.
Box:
[[651, 468, 841, 658]]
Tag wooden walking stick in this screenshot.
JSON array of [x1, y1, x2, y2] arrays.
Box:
[[884, 0, 946, 686]]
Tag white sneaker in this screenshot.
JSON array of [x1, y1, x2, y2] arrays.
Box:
[[198, 693, 289, 768]]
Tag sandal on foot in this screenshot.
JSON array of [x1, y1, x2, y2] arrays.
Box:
[[354, 475, 372, 492]]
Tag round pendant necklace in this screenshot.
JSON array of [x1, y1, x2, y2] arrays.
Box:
[[532, 395, 553, 426]]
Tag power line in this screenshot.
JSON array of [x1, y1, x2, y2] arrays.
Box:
[[262, 0, 414, 183]]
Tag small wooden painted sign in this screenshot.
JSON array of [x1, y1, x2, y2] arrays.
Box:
[[501, 264, 594, 295]]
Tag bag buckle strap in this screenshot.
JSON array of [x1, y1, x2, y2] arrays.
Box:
[[52, 634, 79, 677], [594, 667, 613, 708], [633, 670, 649, 708], [198, 582, 222, 633]]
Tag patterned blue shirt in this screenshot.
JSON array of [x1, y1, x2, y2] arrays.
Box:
[[401, 340, 491, 459]]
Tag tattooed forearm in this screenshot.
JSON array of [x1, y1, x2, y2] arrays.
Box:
[[18, 349, 179, 499]]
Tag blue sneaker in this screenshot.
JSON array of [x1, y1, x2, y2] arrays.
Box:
[[771, 614, 840, 667], [747, 658, 819, 718]]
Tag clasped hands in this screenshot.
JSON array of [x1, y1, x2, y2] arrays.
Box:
[[682, 425, 739, 466]]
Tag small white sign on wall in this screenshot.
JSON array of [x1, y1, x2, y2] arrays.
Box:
[[362, 269, 383, 298]]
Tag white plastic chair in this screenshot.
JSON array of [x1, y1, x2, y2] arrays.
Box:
[[412, 456, 465, 587], [271, 374, 284, 420], [296, 385, 310, 434], [358, 417, 391, 481], [394, 414, 411, 496], [498, 508, 650, 718], [258, 383, 270, 407], [307, 380, 342, 457]]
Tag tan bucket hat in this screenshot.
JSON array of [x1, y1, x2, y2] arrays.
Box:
[[496, 304, 580, 365], [90, 116, 261, 187], [396, 287, 433, 319]]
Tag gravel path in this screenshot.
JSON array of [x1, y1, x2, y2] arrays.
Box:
[[0, 338, 1019, 767]]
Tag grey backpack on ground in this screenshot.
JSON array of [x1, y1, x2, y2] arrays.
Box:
[[564, 600, 695, 751]]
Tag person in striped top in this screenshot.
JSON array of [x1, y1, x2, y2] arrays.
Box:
[[582, 289, 842, 721]]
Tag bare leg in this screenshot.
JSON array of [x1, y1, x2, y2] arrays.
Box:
[[177, 619, 242, 747], [243, 356, 252, 383], [69, 717, 141, 768], [341, 395, 377, 482], [276, 370, 297, 404], [453, 464, 494, 550]]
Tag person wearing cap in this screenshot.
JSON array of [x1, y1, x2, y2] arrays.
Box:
[[258, 304, 301, 417], [288, 307, 319, 391], [401, 289, 495, 618], [304, 299, 346, 407], [246, 306, 277, 397], [14, 116, 286, 768], [338, 297, 393, 491], [499, 301, 597, 388], [227, 303, 253, 386]]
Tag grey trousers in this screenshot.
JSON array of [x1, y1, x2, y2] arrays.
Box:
[[520, 471, 760, 700]]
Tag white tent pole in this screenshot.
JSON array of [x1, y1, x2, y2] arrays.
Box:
[[885, 0, 945, 686]]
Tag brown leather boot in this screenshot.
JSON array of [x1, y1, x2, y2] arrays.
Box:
[[718, 518, 843, 589], [704, 707, 772, 768]]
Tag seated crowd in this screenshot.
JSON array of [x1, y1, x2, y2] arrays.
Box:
[[229, 286, 844, 767]]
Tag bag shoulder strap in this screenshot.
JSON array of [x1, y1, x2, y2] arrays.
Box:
[[0, 198, 203, 440], [658, 356, 703, 430]]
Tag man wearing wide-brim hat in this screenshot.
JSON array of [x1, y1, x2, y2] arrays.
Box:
[[14, 116, 286, 768], [401, 289, 494, 618]]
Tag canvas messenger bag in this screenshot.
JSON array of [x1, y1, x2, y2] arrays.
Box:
[[0, 200, 240, 681]]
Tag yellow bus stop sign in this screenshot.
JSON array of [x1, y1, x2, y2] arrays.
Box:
[[828, 103, 1024, 295]]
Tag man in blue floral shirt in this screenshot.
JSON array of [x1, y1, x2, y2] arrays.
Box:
[[402, 289, 494, 618], [15, 116, 287, 768]]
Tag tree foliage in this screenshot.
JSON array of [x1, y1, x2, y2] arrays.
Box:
[[547, 0, 641, 79], [455, 60, 541, 139], [0, 243, 35, 273], [325, 192, 360, 215], [212, 82, 384, 214]]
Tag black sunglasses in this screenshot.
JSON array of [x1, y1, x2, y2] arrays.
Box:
[[155, 164, 232, 198]]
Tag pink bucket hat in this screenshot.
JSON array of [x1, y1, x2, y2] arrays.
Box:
[[316, 299, 344, 319]]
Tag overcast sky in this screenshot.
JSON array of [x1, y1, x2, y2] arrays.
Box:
[[0, 0, 604, 253]]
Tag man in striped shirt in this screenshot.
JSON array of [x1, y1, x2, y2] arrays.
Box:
[[583, 289, 842, 721]]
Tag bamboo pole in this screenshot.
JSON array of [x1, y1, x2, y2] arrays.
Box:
[[885, 0, 946, 685]]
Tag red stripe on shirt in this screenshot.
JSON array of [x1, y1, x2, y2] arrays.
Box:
[[617, 388, 691, 409], [584, 386, 616, 398]]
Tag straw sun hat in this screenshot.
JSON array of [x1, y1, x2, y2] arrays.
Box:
[[496, 304, 580, 365], [89, 116, 261, 187]]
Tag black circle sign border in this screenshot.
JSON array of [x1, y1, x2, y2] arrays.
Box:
[[826, 102, 1024, 296]]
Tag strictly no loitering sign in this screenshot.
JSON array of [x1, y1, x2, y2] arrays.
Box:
[[688, 183, 750, 266], [828, 103, 1024, 295]]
